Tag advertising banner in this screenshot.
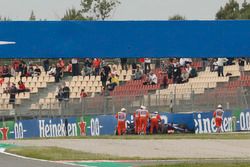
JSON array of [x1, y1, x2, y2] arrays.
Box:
[[1, 110, 250, 140], [0, 121, 14, 140]]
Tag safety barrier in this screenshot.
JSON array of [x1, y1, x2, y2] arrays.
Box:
[[0, 109, 250, 140]]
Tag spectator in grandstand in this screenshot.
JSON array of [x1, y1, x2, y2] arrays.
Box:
[[173, 61, 182, 84], [12, 59, 20, 72], [120, 58, 128, 71], [9, 83, 18, 105], [100, 68, 108, 87], [43, 59, 49, 72], [143, 71, 158, 85], [4, 81, 11, 94], [92, 58, 101, 76], [238, 58, 245, 76], [27, 65, 34, 77], [84, 58, 92, 68], [131, 62, 137, 74], [166, 59, 174, 80], [48, 64, 56, 76], [81, 65, 93, 77], [179, 58, 192, 67], [2, 65, 11, 77], [202, 58, 208, 71], [62, 82, 70, 103], [58, 58, 65, 77], [58, 58, 65, 69], [246, 58, 250, 65], [107, 72, 119, 91], [213, 104, 224, 133], [209, 58, 217, 72], [80, 89, 88, 101], [55, 63, 63, 83], [55, 85, 64, 102], [181, 68, 189, 83], [67, 61, 72, 73], [226, 58, 235, 65], [132, 66, 143, 80], [144, 58, 151, 74], [71, 58, 79, 76], [186, 64, 197, 78], [10, 66, 16, 77], [20, 63, 28, 77], [111, 66, 118, 76], [18, 80, 29, 93], [217, 58, 228, 77], [138, 58, 145, 73], [33, 64, 41, 76], [103, 63, 111, 76]]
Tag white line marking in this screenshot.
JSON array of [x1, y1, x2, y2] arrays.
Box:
[[0, 41, 16, 45]]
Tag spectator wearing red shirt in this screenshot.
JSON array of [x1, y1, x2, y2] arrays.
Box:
[[92, 58, 101, 76], [80, 89, 88, 102], [18, 80, 29, 92], [12, 59, 20, 72]]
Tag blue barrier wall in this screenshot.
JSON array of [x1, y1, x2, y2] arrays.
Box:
[[1, 21, 250, 58], [1, 110, 250, 140]]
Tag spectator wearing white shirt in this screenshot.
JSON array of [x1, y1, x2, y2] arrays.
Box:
[[48, 64, 56, 76], [149, 71, 157, 85], [217, 58, 228, 77], [143, 71, 158, 85]]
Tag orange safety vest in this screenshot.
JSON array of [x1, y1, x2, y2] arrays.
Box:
[[213, 109, 224, 119], [140, 109, 149, 118], [117, 112, 126, 121]]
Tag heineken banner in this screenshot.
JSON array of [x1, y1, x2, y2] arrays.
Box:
[[1, 110, 250, 140]]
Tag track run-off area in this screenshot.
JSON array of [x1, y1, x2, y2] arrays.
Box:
[[1, 134, 250, 167]]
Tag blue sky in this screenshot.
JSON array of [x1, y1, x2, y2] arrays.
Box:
[[0, 0, 247, 20]]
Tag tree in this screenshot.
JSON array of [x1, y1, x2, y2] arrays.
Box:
[[29, 10, 36, 21], [215, 0, 250, 20], [62, 8, 87, 20], [80, 0, 120, 20], [169, 14, 186, 20], [239, 0, 250, 19]]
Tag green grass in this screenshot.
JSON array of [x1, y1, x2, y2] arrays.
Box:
[[5, 146, 138, 161], [145, 163, 250, 167]]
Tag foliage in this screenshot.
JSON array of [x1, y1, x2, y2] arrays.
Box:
[[216, 0, 250, 19], [80, 0, 120, 20], [169, 15, 186, 20], [29, 10, 36, 21], [62, 8, 87, 20]]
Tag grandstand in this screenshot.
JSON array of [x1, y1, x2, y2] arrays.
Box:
[[0, 58, 250, 119]]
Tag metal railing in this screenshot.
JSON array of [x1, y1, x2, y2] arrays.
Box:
[[1, 86, 250, 120]]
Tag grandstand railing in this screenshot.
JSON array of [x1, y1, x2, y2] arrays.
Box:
[[1, 85, 249, 120]]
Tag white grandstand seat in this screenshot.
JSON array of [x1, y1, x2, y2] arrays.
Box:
[[90, 76, 95, 81], [95, 76, 101, 81], [32, 77, 38, 82], [38, 76, 44, 82], [83, 76, 90, 82], [78, 76, 84, 81], [72, 76, 78, 82], [30, 103, 39, 110], [87, 81, 93, 87]]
